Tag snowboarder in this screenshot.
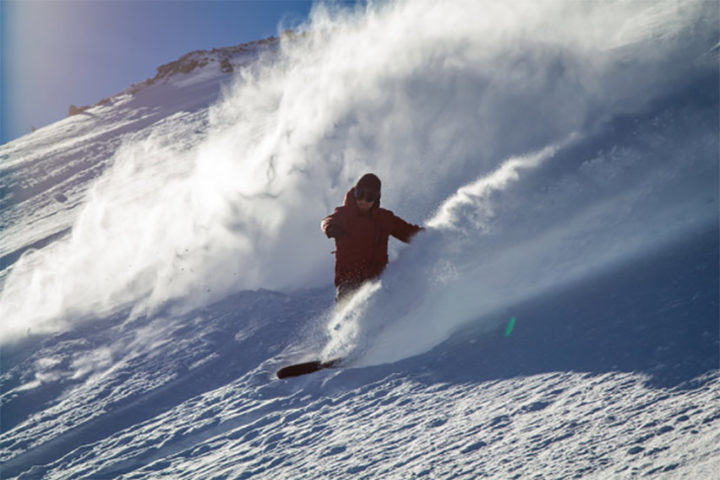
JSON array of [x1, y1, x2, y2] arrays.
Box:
[[322, 173, 422, 301]]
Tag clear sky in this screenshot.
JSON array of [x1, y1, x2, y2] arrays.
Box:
[[0, 0, 321, 144]]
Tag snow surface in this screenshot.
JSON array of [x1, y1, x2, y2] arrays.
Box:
[[1, 0, 718, 478]]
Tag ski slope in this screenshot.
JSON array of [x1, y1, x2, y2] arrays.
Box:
[[1, 0, 718, 478]]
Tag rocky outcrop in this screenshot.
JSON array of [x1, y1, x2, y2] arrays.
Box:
[[68, 105, 90, 117], [153, 52, 210, 82], [220, 58, 234, 73], [149, 34, 290, 85], [88, 34, 302, 109]]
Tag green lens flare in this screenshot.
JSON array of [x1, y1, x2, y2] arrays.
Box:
[[505, 317, 516, 337]]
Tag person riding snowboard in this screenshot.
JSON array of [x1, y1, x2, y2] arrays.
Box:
[[322, 173, 422, 301]]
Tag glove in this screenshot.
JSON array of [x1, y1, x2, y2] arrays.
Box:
[[325, 223, 347, 239]]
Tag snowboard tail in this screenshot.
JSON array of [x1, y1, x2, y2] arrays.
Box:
[[276, 358, 342, 379]]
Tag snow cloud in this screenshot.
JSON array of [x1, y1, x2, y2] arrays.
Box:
[[0, 0, 716, 348]]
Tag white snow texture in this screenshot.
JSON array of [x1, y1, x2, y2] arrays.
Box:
[[0, 1, 718, 479]]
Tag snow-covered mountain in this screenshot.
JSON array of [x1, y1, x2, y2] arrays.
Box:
[[1, 1, 718, 478]]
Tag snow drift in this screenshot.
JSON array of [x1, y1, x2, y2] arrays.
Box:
[[0, 0, 717, 368]]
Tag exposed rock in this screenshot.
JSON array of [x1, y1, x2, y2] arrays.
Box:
[[68, 105, 89, 117], [95, 97, 113, 107], [220, 58, 234, 73], [84, 35, 290, 109], [154, 52, 210, 82]]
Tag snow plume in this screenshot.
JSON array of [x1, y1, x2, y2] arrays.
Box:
[[426, 141, 570, 230], [328, 121, 717, 365], [0, 0, 716, 344]]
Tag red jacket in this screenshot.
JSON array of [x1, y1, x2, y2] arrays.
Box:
[[322, 188, 422, 287]]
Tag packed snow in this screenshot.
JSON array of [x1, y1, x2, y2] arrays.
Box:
[[1, 0, 718, 478]]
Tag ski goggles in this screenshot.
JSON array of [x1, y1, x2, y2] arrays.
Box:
[[355, 187, 380, 202]]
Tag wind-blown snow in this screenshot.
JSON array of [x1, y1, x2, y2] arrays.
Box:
[[1, 0, 716, 351], [0, 1, 718, 478]]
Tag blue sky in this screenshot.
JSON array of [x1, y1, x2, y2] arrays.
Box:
[[1, 0, 321, 144]]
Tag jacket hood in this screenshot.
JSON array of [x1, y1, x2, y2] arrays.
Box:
[[343, 187, 380, 213]]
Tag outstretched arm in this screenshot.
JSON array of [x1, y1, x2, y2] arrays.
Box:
[[391, 214, 423, 243]]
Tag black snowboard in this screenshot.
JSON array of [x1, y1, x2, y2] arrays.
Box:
[[276, 358, 342, 379]]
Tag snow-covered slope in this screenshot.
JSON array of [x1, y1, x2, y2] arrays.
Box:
[[0, 35, 274, 281], [1, 1, 718, 478]]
